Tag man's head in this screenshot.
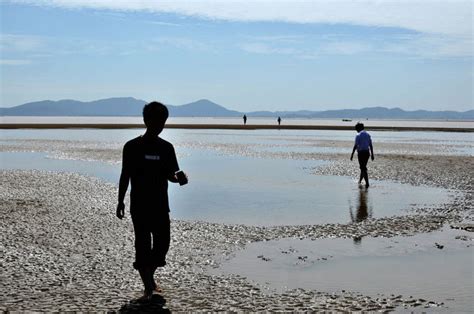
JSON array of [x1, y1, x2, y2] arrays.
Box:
[[355, 122, 364, 133], [143, 101, 169, 135]]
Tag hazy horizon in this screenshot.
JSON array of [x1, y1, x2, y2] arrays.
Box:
[[1, 97, 473, 114], [1, 97, 474, 114]]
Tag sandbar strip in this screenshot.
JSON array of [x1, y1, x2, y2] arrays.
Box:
[[1, 123, 473, 132]]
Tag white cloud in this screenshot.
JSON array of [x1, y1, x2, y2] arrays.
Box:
[[146, 21, 182, 27], [241, 32, 473, 58], [240, 43, 298, 55], [241, 39, 373, 57], [320, 41, 372, 55], [9, 0, 473, 36], [243, 35, 306, 44], [0, 59, 32, 65], [149, 37, 211, 52], [0, 31, 213, 60], [382, 34, 473, 58], [0, 34, 45, 52]]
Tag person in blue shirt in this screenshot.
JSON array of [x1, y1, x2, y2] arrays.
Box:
[[350, 122, 374, 187]]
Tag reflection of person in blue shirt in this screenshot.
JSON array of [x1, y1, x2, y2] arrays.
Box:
[[350, 123, 374, 187], [350, 187, 373, 244]]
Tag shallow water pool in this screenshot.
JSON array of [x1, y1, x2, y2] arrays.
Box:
[[0, 148, 454, 226], [212, 227, 474, 312]]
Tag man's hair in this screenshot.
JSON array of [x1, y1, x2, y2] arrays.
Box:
[[143, 101, 169, 123], [355, 122, 364, 132]]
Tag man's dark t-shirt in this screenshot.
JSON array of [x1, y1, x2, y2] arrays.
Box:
[[122, 135, 179, 215]]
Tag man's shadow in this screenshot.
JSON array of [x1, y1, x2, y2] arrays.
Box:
[[119, 294, 170, 313]]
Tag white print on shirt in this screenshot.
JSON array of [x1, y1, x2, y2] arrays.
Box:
[[144, 155, 160, 160]]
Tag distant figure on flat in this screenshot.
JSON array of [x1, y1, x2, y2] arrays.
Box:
[[243, 114, 247, 125], [277, 116, 281, 126], [116, 101, 188, 301], [350, 122, 374, 188]]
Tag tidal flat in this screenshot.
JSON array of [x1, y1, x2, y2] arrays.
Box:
[[0, 128, 472, 312]]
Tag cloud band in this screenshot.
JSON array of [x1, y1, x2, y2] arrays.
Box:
[[8, 0, 473, 36]]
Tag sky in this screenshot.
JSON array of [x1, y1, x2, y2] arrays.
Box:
[[0, 0, 472, 112]]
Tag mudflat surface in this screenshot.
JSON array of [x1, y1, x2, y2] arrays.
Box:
[[0, 128, 472, 311]]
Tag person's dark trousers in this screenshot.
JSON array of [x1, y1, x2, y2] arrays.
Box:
[[357, 150, 370, 185], [131, 211, 171, 290]]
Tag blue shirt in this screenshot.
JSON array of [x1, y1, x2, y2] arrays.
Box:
[[355, 130, 372, 152]]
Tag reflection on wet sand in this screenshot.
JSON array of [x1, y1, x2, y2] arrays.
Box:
[[350, 187, 373, 244]]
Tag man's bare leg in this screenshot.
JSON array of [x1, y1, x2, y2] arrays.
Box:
[[151, 265, 163, 293], [138, 268, 154, 300]]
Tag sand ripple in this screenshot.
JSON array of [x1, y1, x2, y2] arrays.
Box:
[[0, 169, 470, 311]]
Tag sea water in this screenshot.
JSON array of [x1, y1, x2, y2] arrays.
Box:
[[1, 116, 474, 129], [1, 127, 468, 226]]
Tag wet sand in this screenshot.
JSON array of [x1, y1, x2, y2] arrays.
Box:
[[1, 169, 470, 312], [0, 133, 473, 311]]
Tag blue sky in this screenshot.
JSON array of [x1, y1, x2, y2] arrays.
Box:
[[0, 0, 472, 112]]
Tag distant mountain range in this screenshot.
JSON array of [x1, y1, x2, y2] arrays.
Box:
[[1, 97, 472, 120]]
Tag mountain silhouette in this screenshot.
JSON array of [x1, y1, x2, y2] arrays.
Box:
[[1, 97, 472, 120], [168, 99, 241, 117], [0, 97, 146, 116]]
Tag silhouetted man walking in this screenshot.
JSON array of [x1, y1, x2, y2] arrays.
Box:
[[350, 122, 374, 188], [243, 114, 247, 125], [116, 101, 187, 300]]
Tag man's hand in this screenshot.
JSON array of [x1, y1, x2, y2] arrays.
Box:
[[174, 171, 189, 185], [116, 202, 125, 219]]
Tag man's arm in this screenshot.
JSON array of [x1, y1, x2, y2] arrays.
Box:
[[118, 170, 130, 204], [116, 171, 129, 219], [369, 134, 374, 161], [117, 145, 130, 219], [167, 145, 181, 183], [350, 144, 357, 161]]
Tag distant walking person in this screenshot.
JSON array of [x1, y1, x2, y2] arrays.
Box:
[[116, 101, 188, 301], [350, 122, 374, 188], [277, 116, 281, 126], [243, 114, 247, 125]]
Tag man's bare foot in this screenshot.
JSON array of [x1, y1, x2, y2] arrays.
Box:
[[137, 290, 153, 302], [153, 281, 163, 293]]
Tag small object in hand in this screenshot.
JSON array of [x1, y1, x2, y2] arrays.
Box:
[[175, 170, 188, 186]]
